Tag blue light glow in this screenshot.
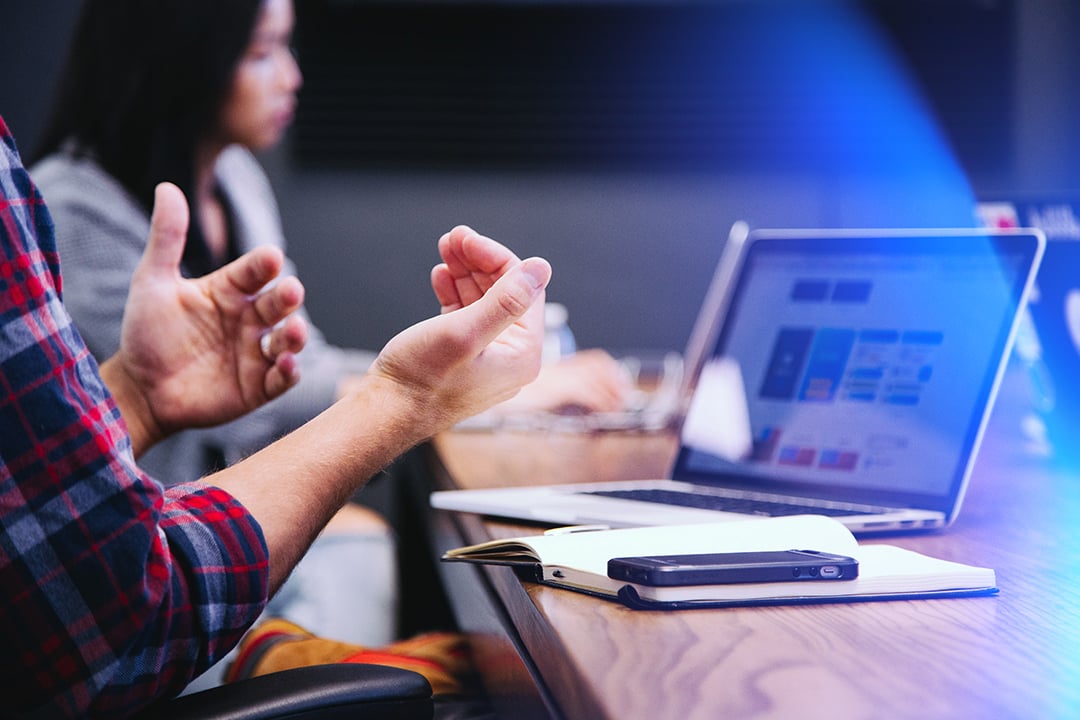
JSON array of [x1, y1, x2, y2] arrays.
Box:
[[685, 0, 978, 226]]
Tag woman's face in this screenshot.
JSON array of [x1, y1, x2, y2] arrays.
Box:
[[218, 0, 302, 151]]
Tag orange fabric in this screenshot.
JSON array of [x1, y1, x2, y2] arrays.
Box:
[[226, 618, 471, 695]]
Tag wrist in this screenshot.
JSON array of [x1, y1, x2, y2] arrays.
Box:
[[98, 356, 165, 457], [344, 372, 449, 446]]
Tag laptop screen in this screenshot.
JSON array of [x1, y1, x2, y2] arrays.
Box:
[[674, 229, 1044, 513]]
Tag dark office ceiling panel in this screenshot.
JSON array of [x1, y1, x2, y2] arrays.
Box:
[[294, 2, 748, 171], [865, 0, 1015, 183], [292, 0, 1014, 178]]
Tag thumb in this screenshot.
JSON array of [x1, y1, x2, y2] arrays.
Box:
[[456, 257, 552, 346], [140, 182, 190, 276]]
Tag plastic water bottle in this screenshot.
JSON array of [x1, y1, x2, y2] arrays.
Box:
[[543, 302, 576, 364]]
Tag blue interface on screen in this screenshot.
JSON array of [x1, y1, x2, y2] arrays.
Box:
[[683, 246, 1026, 497]]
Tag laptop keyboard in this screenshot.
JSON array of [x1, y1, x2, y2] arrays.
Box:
[[585, 488, 870, 517]]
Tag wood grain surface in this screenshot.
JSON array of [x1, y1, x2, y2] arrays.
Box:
[[430, 383, 1080, 720]]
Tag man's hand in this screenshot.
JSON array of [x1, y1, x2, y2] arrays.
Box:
[[100, 182, 308, 455], [210, 225, 548, 590], [367, 225, 551, 434]]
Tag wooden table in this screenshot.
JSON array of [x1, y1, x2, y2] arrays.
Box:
[[425, 374, 1080, 720]]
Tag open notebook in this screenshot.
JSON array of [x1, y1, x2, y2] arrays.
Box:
[[441, 515, 998, 610], [432, 227, 1045, 535]]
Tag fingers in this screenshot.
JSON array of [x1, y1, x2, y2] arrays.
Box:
[[434, 226, 522, 309], [146, 181, 298, 312], [264, 351, 302, 399], [251, 274, 305, 327], [370, 244, 551, 432], [259, 314, 308, 361], [259, 315, 307, 400], [219, 245, 288, 297], [452, 256, 551, 348], [140, 182, 190, 276], [439, 225, 520, 275], [431, 264, 460, 312]]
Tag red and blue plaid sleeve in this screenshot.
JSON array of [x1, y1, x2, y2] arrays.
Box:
[[0, 116, 270, 718]]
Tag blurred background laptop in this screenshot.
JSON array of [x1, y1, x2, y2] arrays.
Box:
[[976, 196, 1080, 469]]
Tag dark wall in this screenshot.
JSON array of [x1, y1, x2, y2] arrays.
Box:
[[3, 0, 1078, 356]]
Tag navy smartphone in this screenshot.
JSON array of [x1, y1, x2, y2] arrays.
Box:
[[607, 549, 859, 586]]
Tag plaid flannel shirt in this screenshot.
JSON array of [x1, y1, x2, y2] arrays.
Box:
[[0, 116, 269, 718]]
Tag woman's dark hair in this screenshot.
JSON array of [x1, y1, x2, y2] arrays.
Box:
[[33, 0, 264, 273]]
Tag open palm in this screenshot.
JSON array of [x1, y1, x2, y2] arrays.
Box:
[[115, 183, 308, 437]]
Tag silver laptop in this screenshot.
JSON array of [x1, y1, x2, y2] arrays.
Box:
[[431, 227, 1045, 535]]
